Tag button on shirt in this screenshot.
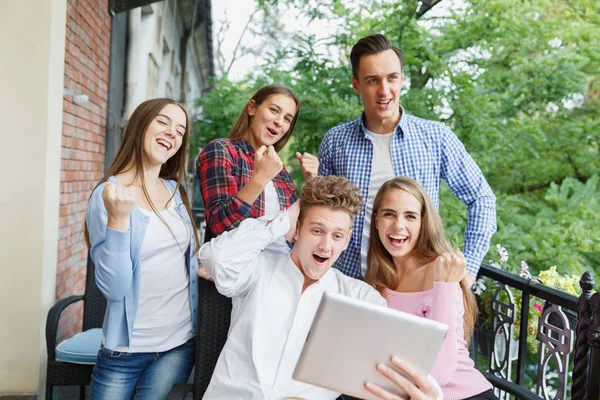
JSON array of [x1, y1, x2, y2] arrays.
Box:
[[318, 108, 497, 278], [199, 212, 387, 400]]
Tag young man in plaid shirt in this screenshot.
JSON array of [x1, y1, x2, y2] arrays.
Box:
[[318, 34, 497, 287]]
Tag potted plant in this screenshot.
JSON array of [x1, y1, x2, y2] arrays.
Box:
[[474, 245, 582, 356]]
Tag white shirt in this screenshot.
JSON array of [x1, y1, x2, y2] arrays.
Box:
[[199, 211, 387, 400], [114, 201, 193, 352], [264, 180, 291, 254], [360, 128, 395, 275]]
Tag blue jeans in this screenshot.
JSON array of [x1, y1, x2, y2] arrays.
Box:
[[89, 336, 195, 400]]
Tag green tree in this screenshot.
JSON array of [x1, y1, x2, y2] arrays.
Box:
[[193, 0, 600, 278]]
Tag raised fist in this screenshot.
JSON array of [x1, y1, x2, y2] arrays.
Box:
[[433, 250, 466, 283], [102, 182, 135, 231], [254, 145, 283, 183], [296, 151, 319, 182]]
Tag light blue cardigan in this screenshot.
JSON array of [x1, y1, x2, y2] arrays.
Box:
[[86, 176, 199, 349]]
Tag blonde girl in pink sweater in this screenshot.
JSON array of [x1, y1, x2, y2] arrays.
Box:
[[366, 177, 496, 400]]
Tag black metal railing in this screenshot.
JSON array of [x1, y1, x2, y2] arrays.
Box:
[[474, 264, 600, 399]]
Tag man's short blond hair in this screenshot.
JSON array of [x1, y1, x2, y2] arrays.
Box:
[[298, 176, 363, 225]]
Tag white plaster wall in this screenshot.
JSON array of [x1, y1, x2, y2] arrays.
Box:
[[0, 0, 66, 395], [125, 0, 205, 117], [184, 43, 204, 113]]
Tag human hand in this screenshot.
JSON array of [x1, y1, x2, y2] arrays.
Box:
[[464, 272, 476, 289], [198, 264, 212, 281], [295, 151, 319, 181], [102, 182, 135, 232], [364, 356, 440, 400], [433, 250, 466, 283], [284, 201, 300, 242], [254, 145, 283, 184]]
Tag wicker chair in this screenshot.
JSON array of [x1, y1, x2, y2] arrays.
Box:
[[45, 255, 106, 400]]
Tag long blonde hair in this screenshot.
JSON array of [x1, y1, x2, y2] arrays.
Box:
[[365, 177, 477, 341], [228, 84, 300, 152]]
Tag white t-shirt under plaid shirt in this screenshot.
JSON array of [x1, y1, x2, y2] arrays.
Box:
[[318, 107, 497, 278], [360, 128, 395, 276]]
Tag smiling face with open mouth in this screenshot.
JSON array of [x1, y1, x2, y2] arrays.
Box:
[[142, 104, 187, 168], [290, 205, 352, 287], [245, 94, 297, 149], [352, 49, 404, 134], [375, 188, 422, 263]]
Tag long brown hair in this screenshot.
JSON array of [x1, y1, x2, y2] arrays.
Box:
[[84, 98, 199, 253], [228, 84, 300, 152], [365, 177, 477, 341]]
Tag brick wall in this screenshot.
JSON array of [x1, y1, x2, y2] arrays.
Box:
[[57, 0, 111, 341]]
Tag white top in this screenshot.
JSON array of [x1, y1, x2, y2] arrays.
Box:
[[360, 128, 396, 275], [199, 211, 387, 400], [264, 180, 292, 254], [115, 200, 193, 352]]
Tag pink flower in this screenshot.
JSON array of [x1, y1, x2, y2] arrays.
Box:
[[533, 303, 543, 313]]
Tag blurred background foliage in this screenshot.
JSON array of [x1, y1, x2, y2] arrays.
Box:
[[191, 0, 599, 280]]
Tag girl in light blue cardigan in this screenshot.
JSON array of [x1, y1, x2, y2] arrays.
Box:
[[85, 98, 199, 400]]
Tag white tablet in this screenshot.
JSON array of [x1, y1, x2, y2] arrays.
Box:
[[292, 291, 448, 400]]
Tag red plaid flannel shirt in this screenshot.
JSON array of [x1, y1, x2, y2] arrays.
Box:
[[197, 138, 298, 237]]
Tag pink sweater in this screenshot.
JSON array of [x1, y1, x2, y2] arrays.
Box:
[[385, 282, 492, 400]]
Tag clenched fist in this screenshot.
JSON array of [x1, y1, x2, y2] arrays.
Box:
[[254, 145, 283, 184], [295, 151, 319, 182], [433, 250, 466, 283], [102, 182, 135, 232]]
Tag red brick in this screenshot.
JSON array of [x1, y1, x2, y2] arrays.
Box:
[[58, 0, 110, 333]]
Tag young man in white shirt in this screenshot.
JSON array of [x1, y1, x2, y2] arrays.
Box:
[[199, 176, 440, 400]]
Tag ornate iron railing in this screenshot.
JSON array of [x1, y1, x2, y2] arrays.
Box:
[[473, 264, 600, 399]]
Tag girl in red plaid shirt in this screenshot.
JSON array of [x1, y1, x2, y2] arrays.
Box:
[[196, 85, 318, 272]]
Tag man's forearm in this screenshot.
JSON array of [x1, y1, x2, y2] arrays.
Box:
[[464, 195, 497, 275], [199, 213, 290, 296]]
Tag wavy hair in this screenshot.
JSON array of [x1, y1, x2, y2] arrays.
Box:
[[298, 176, 363, 226], [227, 84, 300, 152], [84, 98, 199, 253], [365, 177, 477, 341]]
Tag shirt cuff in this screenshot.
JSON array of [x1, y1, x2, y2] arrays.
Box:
[[258, 210, 291, 239], [430, 281, 460, 326], [433, 281, 460, 295], [464, 252, 481, 275], [231, 195, 254, 216]]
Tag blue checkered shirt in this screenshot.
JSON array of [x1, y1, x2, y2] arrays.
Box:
[[318, 109, 497, 278]]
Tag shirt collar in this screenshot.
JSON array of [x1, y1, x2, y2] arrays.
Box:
[[359, 105, 408, 137], [286, 256, 337, 289], [234, 138, 256, 155]]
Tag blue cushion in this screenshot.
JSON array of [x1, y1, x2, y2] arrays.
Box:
[[56, 328, 102, 365]]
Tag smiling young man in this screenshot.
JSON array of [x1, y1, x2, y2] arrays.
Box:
[[318, 34, 497, 286], [198, 176, 387, 399]]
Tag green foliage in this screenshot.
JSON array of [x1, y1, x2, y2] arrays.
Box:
[[191, 76, 257, 158], [440, 175, 600, 280], [194, 0, 600, 278]]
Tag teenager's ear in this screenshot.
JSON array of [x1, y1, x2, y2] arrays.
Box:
[[351, 76, 359, 93], [343, 229, 352, 251], [248, 99, 256, 117]]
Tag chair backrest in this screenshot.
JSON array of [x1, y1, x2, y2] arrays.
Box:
[[82, 254, 107, 331], [193, 278, 232, 398]]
